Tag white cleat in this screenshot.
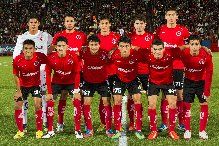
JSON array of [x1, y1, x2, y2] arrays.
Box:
[[199, 131, 208, 140], [184, 130, 191, 140], [75, 131, 83, 139], [42, 131, 55, 139], [56, 123, 64, 132]]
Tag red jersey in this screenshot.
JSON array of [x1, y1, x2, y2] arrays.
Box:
[[156, 24, 190, 69], [181, 48, 213, 96], [46, 51, 80, 94], [129, 31, 154, 74], [111, 49, 141, 83], [52, 30, 86, 52], [97, 32, 120, 76], [145, 51, 175, 85], [80, 48, 109, 83], [13, 52, 47, 87]]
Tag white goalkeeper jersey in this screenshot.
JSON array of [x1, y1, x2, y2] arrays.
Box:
[[13, 30, 52, 58]]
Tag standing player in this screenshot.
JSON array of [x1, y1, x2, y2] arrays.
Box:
[[110, 36, 144, 139], [181, 35, 213, 140], [51, 13, 86, 132], [42, 36, 82, 139], [13, 14, 53, 132], [146, 40, 179, 140], [128, 15, 154, 131], [80, 35, 114, 138], [97, 15, 120, 131], [156, 8, 190, 131], [13, 40, 47, 139]]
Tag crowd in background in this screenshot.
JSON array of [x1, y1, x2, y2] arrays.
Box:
[[0, 0, 218, 44]]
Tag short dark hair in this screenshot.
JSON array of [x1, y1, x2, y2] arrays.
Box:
[[87, 34, 100, 43], [23, 39, 35, 48], [134, 15, 146, 23], [56, 36, 68, 44], [64, 12, 75, 19], [27, 13, 40, 22], [98, 14, 111, 23], [165, 7, 178, 15], [118, 36, 131, 44], [152, 39, 164, 47], [188, 35, 201, 42]]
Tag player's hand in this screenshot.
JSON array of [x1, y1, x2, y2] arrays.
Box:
[[46, 94, 53, 101], [73, 93, 81, 100], [14, 90, 22, 100], [131, 45, 140, 51]]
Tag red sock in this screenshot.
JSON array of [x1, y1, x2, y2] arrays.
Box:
[[99, 99, 106, 125], [148, 109, 157, 131], [58, 100, 66, 124], [73, 99, 82, 131], [199, 104, 209, 132], [15, 109, 23, 132], [184, 102, 191, 131], [127, 98, 134, 127], [161, 99, 168, 125], [113, 105, 121, 131], [135, 104, 143, 131], [104, 105, 112, 131], [177, 101, 184, 125], [83, 105, 93, 130], [46, 100, 54, 131], [169, 108, 177, 132], [35, 110, 43, 131]]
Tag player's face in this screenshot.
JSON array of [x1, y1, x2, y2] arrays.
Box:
[[151, 45, 165, 59], [165, 11, 178, 24], [56, 41, 68, 57], [23, 44, 35, 59], [89, 41, 100, 54], [99, 19, 111, 32], [189, 40, 201, 56], [64, 16, 75, 30], [134, 20, 146, 33], [28, 18, 40, 32], [118, 42, 131, 57]]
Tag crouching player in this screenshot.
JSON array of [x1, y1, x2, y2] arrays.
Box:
[[181, 35, 213, 140], [13, 39, 47, 139], [146, 40, 179, 140], [110, 36, 144, 139], [43, 36, 83, 139], [79, 35, 114, 138]]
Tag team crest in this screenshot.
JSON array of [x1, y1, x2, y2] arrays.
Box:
[[76, 35, 81, 39], [199, 59, 205, 65], [129, 60, 135, 64], [112, 38, 117, 44], [176, 31, 182, 36], [145, 35, 151, 41], [68, 59, 73, 64], [34, 61, 39, 66]]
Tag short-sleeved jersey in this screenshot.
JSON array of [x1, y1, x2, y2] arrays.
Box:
[[145, 50, 175, 85], [13, 52, 47, 87], [97, 32, 120, 76], [156, 24, 190, 69], [181, 48, 213, 96], [46, 51, 80, 94], [129, 32, 154, 74], [111, 49, 142, 83], [13, 30, 52, 58], [80, 48, 109, 83], [52, 30, 86, 53]]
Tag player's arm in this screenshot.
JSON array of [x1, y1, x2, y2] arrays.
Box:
[[72, 55, 81, 98], [12, 59, 22, 99], [47, 33, 54, 54], [45, 62, 53, 101], [13, 35, 23, 59], [203, 55, 214, 98]]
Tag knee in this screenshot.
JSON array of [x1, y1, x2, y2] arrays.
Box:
[[148, 102, 156, 109], [169, 101, 177, 108]]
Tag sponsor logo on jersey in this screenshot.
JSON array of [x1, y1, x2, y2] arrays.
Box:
[[151, 64, 170, 70], [22, 71, 39, 77], [118, 67, 134, 73], [68, 47, 78, 51], [87, 65, 103, 70], [56, 70, 71, 75], [164, 42, 177, 48], [185, 68, 203, 72]]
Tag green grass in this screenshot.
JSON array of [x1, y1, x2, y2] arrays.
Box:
[[0, 53, 218, 146]]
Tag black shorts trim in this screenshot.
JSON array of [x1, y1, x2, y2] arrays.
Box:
[[113, 76, 141, 96], [21, 86, 42, 100], [52, 83, 75, 96], [137, 74, 149, 90], [183, 78, 206, 103], [147, 82, 176, 96], [173, 69, 184, 90], [82, 80, 111, 97]]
